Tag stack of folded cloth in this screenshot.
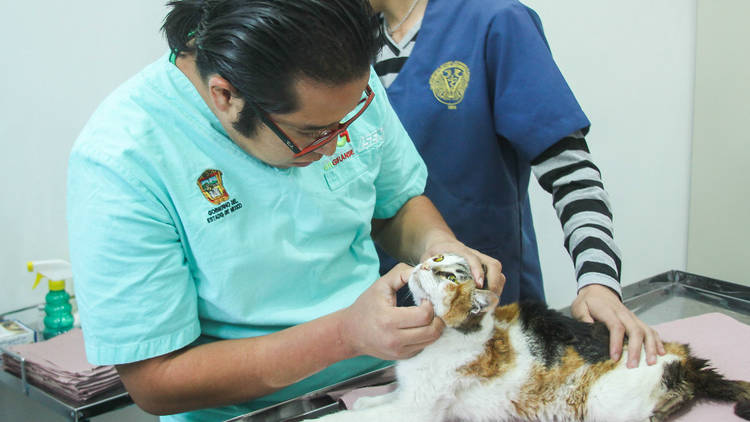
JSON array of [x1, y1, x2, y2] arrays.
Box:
[[1, 328, 123, 402]]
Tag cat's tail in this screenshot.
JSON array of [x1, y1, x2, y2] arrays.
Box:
[[685, 355, 750, 420], [737, 398, 750, 420]]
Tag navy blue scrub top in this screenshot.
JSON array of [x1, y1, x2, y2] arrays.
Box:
[[378, 0, 590, 304]]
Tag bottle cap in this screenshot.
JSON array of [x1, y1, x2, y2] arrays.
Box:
[[49, 280, 66, 291]]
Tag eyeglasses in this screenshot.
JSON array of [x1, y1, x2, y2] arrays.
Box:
[[248, 85, 374, 158]]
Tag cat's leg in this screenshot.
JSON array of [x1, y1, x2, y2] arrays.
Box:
[[649, 393, 691, 422]]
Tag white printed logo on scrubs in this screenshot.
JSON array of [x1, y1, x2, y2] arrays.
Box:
[[197, 169, 244, 224]]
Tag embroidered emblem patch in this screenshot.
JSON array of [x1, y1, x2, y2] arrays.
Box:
[[197, 169, 244, 223], [197, 169, 229, 205], [429, 61, 470, 109]]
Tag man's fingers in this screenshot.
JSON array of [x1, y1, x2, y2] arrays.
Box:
[[390, 316, 444, 358], [400, 338, 440, 358], [485, 262, 505, 296], [471, 255, 504, 295], [461, 252, 484, 287], [380, 263, 413, 291], [394, 300, 435, 329]]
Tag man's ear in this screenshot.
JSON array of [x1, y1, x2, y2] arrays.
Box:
[[470, 289, 499, 315], [207, 75, 242, 115]]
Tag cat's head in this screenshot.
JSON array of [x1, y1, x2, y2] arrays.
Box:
[[409, 253, 499, 332]]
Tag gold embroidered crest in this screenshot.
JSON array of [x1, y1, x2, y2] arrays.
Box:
[[197, 169, 230, 205], [429, 61, 470, 109]]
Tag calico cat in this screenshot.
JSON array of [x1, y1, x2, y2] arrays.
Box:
[[313, 253, 750, 422]]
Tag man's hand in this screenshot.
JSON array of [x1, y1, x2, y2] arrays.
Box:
[[371, 195, 504, 296], [571, 284, 665, 368], [339, 264, 445, 360], [420, 240, 505, 296]]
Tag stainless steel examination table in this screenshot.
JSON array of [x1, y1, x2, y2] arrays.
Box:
[[225, 270, 750, 422], [1, 270, 747, 421]]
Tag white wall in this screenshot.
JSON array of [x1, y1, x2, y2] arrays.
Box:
[[0, 1, 696, 315], [0, 1, 169, 314], [522, 1, 697, 308], [687, 0, 750, 286]]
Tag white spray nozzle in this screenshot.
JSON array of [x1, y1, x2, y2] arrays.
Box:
[[28, 259, 72, 289]]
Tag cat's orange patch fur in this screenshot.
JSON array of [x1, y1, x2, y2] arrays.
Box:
[[513, 346, 619, 420], [458, 322, 515, 379], [442, 282, 474, 327], [663, 342, 688, 359], [456, 304, 520, 379], [514, 347, 585, 418], [494, 303, 520, 323]]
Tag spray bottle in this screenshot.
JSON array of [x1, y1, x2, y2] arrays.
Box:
[[27, 259, 75, 339]]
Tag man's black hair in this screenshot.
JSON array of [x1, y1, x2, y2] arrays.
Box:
[[162, 0, 382, 137]]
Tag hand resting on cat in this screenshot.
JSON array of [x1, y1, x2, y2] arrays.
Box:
[[310, 253, 750, 422]]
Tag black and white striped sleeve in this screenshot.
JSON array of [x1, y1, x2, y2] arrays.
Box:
[[530, 131, 623, 298]]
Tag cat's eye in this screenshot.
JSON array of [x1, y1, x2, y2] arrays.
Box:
[[433, 255, 444, 262], [436, 271, 459, 283]]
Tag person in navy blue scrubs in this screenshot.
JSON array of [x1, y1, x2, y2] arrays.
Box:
[[370, 0, 665, 369]]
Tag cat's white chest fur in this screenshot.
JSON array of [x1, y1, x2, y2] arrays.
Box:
[[440, 321, 537, 421], [395, 313, 495, 396]]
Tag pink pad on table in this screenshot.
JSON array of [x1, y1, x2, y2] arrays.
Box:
[[653, 312, 750, 421]]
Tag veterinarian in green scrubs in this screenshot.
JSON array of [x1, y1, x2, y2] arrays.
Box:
[[66, 1, 504, 421]]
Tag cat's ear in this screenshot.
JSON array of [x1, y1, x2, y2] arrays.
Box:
[[471, 290, 499, 315]]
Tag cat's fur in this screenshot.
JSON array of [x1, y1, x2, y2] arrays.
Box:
[[313, 253, 750, 422]]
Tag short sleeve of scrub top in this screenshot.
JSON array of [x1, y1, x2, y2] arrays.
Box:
[[485, 2, 591, 161]]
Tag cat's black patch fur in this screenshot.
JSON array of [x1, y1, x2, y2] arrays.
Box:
[[455, 310, 485, 334], [518, 301, 611, 367], [683, 353, 747, 402], [661, 360, 689, 391], [661, 353, 750, 419], [736, 400, 750, 419]]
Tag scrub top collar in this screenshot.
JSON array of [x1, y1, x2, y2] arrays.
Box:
[[163, 51, 229, 141], [162, 51, 293, 174]]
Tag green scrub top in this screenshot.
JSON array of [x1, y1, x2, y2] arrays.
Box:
[[67, 53, 427, 421]]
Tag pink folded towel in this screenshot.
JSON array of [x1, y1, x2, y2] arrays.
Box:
[[2, 328, 122, 402]]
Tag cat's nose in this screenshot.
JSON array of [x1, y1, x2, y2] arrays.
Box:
[[421, 264, 430, 270]]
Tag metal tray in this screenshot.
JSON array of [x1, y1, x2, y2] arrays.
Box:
[[0, 303, 132, 422], [226, 270, 750, 422]]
